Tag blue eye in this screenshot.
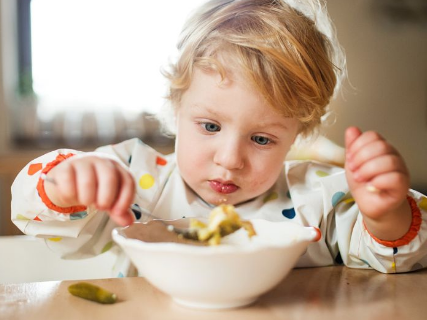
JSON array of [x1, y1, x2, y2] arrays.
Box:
[[251, 136, 270, 145], [203, 123, 220, 132]]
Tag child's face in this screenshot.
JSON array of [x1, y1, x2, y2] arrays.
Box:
[[175, 68, 299, 206]]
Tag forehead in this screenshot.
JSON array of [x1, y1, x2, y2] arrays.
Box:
[[182, 67, 266, 110], [181, 68, 299, 131], [183, 67, 265, 105]]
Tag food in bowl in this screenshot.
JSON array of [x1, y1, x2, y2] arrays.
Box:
[[112, 207, 321, 310], [125, 204, 256, 246], [189, 204, 256, 245]]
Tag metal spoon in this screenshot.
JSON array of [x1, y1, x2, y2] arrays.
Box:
[[129, 204, 199, 240]]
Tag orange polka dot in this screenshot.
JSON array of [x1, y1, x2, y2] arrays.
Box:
[[156, 157, 167, 166], [28, 163, 43, 175]]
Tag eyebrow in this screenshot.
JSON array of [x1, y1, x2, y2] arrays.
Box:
[[191, 103, 226, 118], [191, 103, 291, 131], [262, 121, 289, 129]]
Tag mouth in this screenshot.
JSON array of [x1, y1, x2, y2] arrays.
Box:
[[208, 180, 239, 194]]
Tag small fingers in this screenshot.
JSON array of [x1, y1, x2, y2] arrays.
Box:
[[351, 154, 408, 183], [347, 139, 398, 172], [109, 209, 135, 227], [366, 171, 410, 201], [346, 130, 384, 161], [345, 126, 362, 151], [46, 162, 79, 207], [45, 154, 135, 226], [94, 159, 121, 210], [110, 166, 136, 226], [73, 161, 98, 206]]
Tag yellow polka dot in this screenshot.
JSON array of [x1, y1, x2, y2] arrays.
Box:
[[139, 174, 155, 189], [16, 214, 30, 221], [263, 192, 278, 203], [419, 197, 427, 211], [101, 241, 113, 253], [343, 198, 355, 204], [315, 170, 329, 177], [48, 237, 62, 242], [391, 262, 396, 272]]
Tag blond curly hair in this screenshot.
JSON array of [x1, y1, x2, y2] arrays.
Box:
[[162, 0, 346, 136]]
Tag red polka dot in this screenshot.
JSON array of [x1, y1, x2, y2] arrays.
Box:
[[33, 216, 42, 221], [312, 227, 322, 242], [156, 157, 167, 166], [28, 163, 42, 175]]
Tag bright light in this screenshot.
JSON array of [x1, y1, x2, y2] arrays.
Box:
[[31, 0, 202, 114]]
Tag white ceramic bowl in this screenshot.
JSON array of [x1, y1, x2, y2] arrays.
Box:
[[112, 219, 320, 309]]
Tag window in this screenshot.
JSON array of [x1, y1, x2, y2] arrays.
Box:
[[14, 0, 202, 149]]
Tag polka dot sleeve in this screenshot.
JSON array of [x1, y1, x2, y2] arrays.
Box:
[[363, 196, 422, 248], [36, 153, 87, 214], [349, 190, 427, 273]]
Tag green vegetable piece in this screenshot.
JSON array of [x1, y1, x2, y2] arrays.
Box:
[[68, 282, 117, 304]]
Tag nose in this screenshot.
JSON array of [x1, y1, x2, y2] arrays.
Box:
[[213, 136, 245, 170]]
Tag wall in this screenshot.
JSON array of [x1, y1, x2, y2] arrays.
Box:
[[0, 0, 16, 154], [0, 0, 20, 235], [324, 0, 427, 192]]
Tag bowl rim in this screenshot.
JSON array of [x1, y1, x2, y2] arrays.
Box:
[[112, 219, 316, 255]]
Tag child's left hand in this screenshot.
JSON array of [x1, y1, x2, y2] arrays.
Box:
[[345, 126, 410, 221]]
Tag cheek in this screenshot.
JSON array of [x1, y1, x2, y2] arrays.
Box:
[[176, 135, 209, 174], [247, 155, 285, 190]]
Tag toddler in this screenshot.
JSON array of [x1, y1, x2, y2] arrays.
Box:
[[11, 0, 427, 276]]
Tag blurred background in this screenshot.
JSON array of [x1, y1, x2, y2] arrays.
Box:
[[0, 0, 426, 236]]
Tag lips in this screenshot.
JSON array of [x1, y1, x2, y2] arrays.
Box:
[[209, 180, 239, 194]]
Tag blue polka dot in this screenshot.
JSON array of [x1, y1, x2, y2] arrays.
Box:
[[70, 211, 87, 220], [335, 252, 343, 265], [131, 203, 142, 220], [393, 247, 398, 255], [360, 259, 371, 267], [282, 207, 296, 219], [117, 272, 124, 278], [332, 192, 346, 207]]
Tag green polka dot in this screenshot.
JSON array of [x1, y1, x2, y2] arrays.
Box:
[[316, 170, 330, 177], [263, 192, 278, 203], [101, 241, 114, 253], [139, 174, 155, 189], [332, 192, 345, 207], [286, 190, 291, 199]]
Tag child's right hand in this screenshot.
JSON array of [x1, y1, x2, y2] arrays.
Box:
[[43, 155, 135, 226]]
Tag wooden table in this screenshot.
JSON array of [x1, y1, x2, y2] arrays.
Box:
[[1, 266, 427, 320]]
